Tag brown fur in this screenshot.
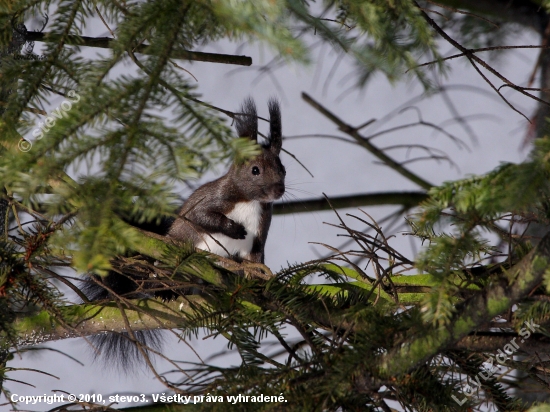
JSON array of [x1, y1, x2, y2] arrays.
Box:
[[167, 98, 285, 263]]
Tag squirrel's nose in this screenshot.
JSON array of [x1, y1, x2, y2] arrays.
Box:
[[274, 183, 285, 198]]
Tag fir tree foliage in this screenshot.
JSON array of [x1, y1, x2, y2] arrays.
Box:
[[3, 0, 550, 411], [413, 138, 550, 330], [335, 0, 440, 84], [0, 0, 440, 275]]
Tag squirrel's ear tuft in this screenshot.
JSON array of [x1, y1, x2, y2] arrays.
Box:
[[235, 97, 257, 142], [268, 98, 282, 154]]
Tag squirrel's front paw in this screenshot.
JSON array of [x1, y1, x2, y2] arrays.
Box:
[[225, 221, 247, 239]]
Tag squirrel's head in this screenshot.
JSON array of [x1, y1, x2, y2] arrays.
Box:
[[230, 98, 285, 203]]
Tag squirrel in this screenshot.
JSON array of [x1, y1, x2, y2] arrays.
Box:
[[167, 97, 285, 264], [83, 98, 285, 368]]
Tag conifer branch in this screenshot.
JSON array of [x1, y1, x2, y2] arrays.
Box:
[[453, 332, 550, 354], [4, 1, 550, 407], [25, 31, 253, 66], [378, 231, 550, 377], [12, 298, 203, 347]]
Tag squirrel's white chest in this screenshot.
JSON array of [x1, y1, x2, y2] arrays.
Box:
[[197, 201, 262, 258]]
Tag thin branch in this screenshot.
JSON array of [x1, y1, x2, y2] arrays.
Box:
[[527, 20, 550, 88], [25, 31, 252, 66], [412, 45, 550, 72], [415, 2, 550, 121], [273, 191, 428, 215], [94, 6, 115, 38], [281, 147, 314, 178], [302, 92, 433, 189]]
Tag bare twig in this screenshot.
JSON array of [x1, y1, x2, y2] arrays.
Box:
[[415, 2, 550, 121], [302, 92, 433, 189], [412, 45, 550, 72]]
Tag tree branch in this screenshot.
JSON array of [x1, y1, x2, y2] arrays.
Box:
[[13, 297, 204, 347], [25, 31, 252, 66], [378, 231, 550, 377], [416, 1, 550, 121], [273, 191, 428, 215], [302, 93, 433, 190], [453, 332, 550, 354]]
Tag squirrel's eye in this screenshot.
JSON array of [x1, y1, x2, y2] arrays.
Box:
[[252, 166, 260, 175]]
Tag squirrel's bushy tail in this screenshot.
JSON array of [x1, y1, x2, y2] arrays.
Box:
[[82, 276, 166, 371], [88, 329, 164, 371], [81, 211, 173, 371]]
